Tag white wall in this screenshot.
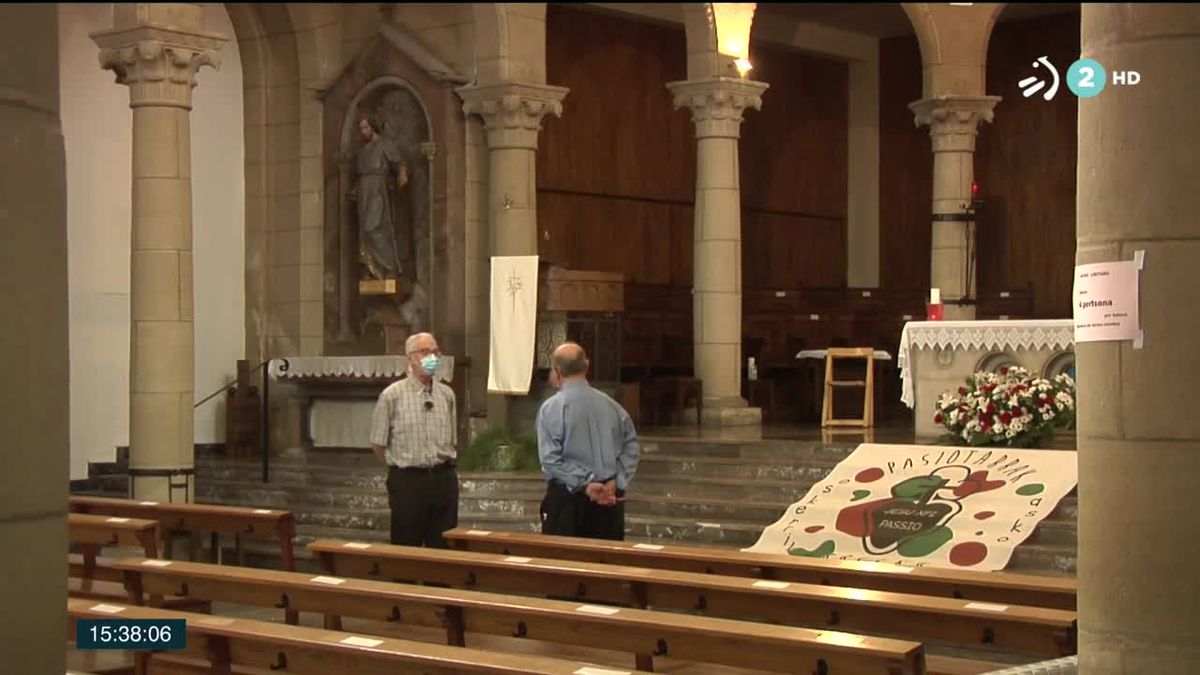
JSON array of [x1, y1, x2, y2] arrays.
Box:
[[61, 3, 244, 480]]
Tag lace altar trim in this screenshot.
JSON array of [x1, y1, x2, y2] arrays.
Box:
[[268, 355, 455, 383]]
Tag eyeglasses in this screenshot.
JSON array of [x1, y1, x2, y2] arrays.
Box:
[[408, 347, 441, 357]]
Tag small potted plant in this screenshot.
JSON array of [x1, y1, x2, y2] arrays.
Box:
[[461, 427, 540, 471]]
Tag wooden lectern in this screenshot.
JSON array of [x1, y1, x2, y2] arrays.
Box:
[[536, 265, 636, 419]]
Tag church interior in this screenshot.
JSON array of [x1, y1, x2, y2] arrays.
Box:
[[3, 2, 1198, 673]]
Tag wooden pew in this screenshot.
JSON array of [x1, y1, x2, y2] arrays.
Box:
[[69, 495, 298, 623], [443, 528, 1077, 611], [112, 556, 927, 674], [68, 513, 208, 613], [69, 512, 160, 594], [69, 496, 296, 570], [67, 598, 646, 675], [310, 539, 1077, 658]]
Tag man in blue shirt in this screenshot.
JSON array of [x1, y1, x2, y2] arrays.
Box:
[[536, 342, 640, 540]]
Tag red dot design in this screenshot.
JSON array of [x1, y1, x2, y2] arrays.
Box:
[[949, 542, 988, 567], [855, 467, 885, 483]]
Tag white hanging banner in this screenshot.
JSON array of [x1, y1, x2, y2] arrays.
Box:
[[1072, 256, 1142, 344], [488, 256, 540, 394]]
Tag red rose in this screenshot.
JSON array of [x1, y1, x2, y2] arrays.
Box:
[[999, 366, 1008, 376], [1000, 412, 1013, 425], [986, 403, 997, 414], [958, 387, 968, 396], [934, 413, 944, 424]]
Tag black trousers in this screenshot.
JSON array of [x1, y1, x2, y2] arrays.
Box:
[[386, 464, 458, 548], [540, 479, 625, 541]]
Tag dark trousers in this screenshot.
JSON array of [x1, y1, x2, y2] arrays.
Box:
[[386, 464, 458, 548], [540, 479, 625, 541]]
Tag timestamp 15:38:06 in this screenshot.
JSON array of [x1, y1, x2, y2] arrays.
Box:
[[76, 618, 187, 651]]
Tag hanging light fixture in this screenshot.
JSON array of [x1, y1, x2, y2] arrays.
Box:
[[710, 3, 756, 77]]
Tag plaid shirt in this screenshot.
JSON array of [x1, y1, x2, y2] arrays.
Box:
[[370, 375, 457, 468]]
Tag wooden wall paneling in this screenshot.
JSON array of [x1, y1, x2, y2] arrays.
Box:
[[878, 34, 932, 295], [878, 12, 1080, 319], [976, 10, 1079, 319]]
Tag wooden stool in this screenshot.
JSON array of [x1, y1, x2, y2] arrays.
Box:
[[821, 347, 875, 428]]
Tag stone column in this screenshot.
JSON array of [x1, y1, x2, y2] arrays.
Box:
[[667, 77, 768, 427], [458, 82, 568, 256], [458, 82, 567, 427], [0, 5, 68, 671], [92, 4, 225, 503], [1076, 5, 1200, 672], [910, 96, 998, 321]]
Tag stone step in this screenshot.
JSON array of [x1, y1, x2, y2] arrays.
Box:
[[625, 495, 792, 524], [1004, 543, 1077, 576], [629, 475, 819, 503], [640, 438, 860, 462], [196, 479, 546, 512], [197, 474, 1077, 528], [199, 454, 1079, 499], [626, 516, 764, 547], [637, 455, 839, 481]]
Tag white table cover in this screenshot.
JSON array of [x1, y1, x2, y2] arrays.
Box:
[[795, 349, 892, 361], [897, 320, 1074, 407]]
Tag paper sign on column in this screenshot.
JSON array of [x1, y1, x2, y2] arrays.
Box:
[[1073, 259, 1141, 343]]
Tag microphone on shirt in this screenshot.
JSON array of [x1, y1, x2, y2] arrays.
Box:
[[424, 400, 434, 412]]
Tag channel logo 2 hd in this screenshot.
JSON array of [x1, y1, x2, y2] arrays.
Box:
[[1019, 57, 1140, 100]]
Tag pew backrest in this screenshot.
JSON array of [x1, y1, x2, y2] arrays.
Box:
[[112, 555, 927, 675], [69, 512, 159, 559], [443, 528, 1077, 611], [310, 539, 1077, 658], [69, 495, 295, 569]]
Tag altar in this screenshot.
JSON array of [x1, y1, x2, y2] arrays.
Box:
[[268, 355, 460, 449], [898, 320, 1075, 437]]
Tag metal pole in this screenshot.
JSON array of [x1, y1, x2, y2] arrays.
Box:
[[261, 360, 271, 483]]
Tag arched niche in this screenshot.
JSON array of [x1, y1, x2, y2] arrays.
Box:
[[321, 31, 469, 357]]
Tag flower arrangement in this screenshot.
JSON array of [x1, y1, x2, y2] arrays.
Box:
[[935, 366, 1076, 448]]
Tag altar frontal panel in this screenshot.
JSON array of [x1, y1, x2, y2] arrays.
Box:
[[745, 444, 1077, 571]]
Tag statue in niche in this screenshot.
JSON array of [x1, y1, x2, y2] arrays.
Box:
[[340, 83, 431, 351], [351, 114, 407, 281]]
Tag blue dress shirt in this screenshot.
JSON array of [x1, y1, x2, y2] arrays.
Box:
[[536, 380, 640, 493]]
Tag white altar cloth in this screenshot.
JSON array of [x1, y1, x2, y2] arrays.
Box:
[[266, 355, 457, 448], [898, 320, 1074, 408]]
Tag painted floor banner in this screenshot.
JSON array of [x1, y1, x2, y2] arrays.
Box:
[[743, 444, 1078, 571]]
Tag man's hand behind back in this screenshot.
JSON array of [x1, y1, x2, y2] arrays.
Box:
[[585, 480, 625, 507]]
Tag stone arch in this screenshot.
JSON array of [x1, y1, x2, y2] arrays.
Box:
[[682, 3, 721, 80], [472, 2, 547, 85], [901, 2, 1006, 97], [285, 3, 344, 88], [224, 3, 309, 361]]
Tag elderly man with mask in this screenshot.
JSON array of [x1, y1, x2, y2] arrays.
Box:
[[537, 342, 640, 540], [370, 332, 458, 547]]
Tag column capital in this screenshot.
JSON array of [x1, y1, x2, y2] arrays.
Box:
[[91, 23, 226, 109], [666, 77, 769, 139], [457, 82, 569, 150], [909, 95, 1000, 153]]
